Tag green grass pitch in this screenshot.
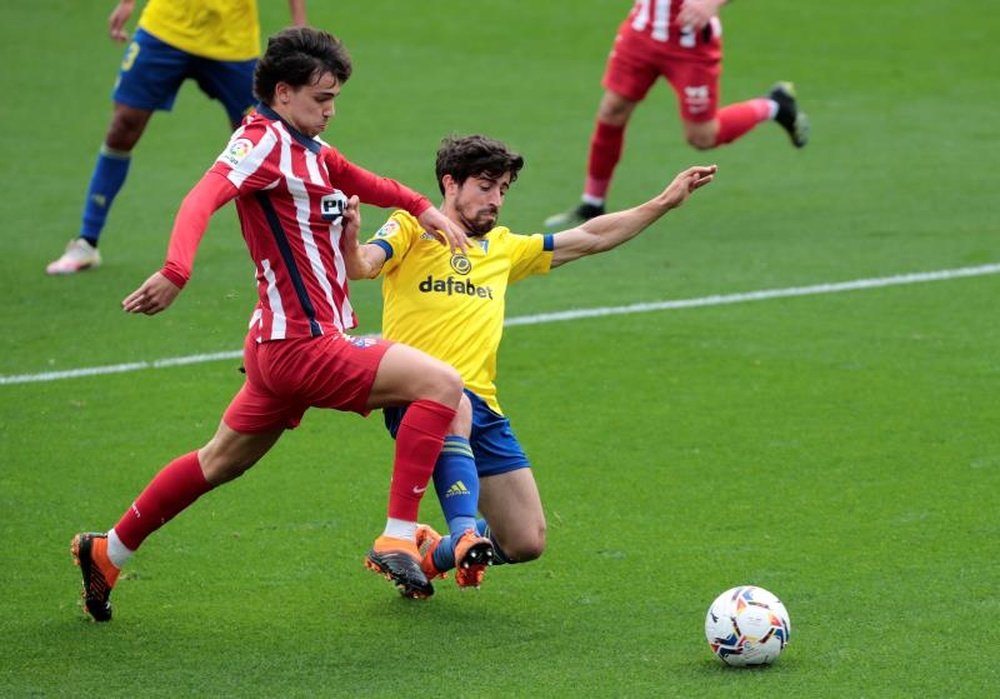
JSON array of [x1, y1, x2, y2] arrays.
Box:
[[1, 1, 998, 696]]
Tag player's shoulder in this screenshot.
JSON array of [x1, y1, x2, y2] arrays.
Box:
[[488, 226, 544, 247], [236, 110, 276, 138], [372, 209, 420, 241], [483, 225, 514, 243]]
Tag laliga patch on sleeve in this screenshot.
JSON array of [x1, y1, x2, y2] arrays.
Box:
[[220, 138, 254, 167], [374, 219, 400, 239]]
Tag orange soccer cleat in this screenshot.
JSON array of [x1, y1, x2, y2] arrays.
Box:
[[365, 535, 434, 599], [71, 532, 121, 622]]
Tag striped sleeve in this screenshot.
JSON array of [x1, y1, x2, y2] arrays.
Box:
[[209, 122, 281, 193], [322, 147, 431, 217], [160, 172, 239, 288]]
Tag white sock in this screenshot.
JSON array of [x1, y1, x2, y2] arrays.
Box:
[[767, 99, 780, 120], [106, 528, 134, 568], [382, 518, 417, 541], [581, 194, 605, 208]]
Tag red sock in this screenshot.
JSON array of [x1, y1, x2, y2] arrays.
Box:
[[585, 120, 625, 200], [113, 451, 213, 551], [714, 98, 772, 146], [389, 399, 457, 521]]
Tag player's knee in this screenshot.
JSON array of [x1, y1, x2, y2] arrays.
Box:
[[686, 132, 716, 150], [105, 114, 147, 151], [420, 361, 463, 407], [504, 525, 546, 563], [597, 92, 634, 126], [449, 393, 473, 435], [439, 364, 465, 403]]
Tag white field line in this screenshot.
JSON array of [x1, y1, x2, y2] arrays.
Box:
[[3, 263, 999, 386]]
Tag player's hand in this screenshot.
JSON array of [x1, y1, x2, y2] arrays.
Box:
[[340, 195, 382, 279], [677, 0, 722, 30], [109, 1, 135, 42], [659, 165, 717, 210], [341, 194, 361, 248], [122, 271, 181, 315], [417, 206, 470, 254]]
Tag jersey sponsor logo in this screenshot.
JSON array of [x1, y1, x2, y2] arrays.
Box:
[[419, 275, 494, 300], [222, 138, 254, 167], [320, 191, 347, 221], [419, 231, 437, 241], [375, 219, 400, 239], [450, 253, 472, 275]]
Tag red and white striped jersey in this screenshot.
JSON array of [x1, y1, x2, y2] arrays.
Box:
[[625, 0, 722, 48], [207, 106, 431, 342]]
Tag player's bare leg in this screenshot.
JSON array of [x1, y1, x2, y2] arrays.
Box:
[[48, 104, 154, 275], [477, 470, 546, 564], [72, 425, 282, 621]]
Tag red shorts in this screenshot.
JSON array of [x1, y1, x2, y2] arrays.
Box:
[[602, 24, 722, 123], [223, 332, 392, 433]]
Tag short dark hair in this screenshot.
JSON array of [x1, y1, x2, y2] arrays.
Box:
[[435, 135, 524, 195], [254, 27, 352, 104]]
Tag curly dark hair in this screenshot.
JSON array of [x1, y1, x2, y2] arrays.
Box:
[[254, 27, 352, 104], [434, 135, 524, 195]]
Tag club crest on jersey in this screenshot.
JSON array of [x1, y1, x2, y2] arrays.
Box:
[[450, 253, 472, 275], [222, 138, 253, 166], [320, 191, 347, 221], [375, 219, 400, 239]]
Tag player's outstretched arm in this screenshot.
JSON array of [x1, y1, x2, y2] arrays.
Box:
[[288, 0, 308, 26], [122, 172, 237, 314], [108, 1, 135, 43], [549, 165, 716, 268]]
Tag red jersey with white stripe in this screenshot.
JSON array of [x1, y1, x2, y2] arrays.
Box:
[[623, 0, 722, 56], [206, 106, 431, 342]]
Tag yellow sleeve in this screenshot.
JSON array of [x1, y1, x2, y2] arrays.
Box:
[[366, 210, 420, 276], [508, 232, 554, 283]]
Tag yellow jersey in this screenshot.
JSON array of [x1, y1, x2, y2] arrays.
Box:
[[370, 211, 554, 414], [139, 0, 260, 62]]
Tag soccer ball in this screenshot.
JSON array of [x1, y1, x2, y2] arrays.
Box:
[[704, 585, 791, 666]]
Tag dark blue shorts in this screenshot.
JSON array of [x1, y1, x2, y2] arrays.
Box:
[[384, 390, 530, 477], [112, 28, 256, 124]]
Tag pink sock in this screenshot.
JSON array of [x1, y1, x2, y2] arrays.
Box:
[[585, 120, 625, 200], [715, 98, 772, 146], [389, 400, 456, 521], [113, 451, 213, 551]]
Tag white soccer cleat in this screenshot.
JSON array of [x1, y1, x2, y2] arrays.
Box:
[[46, 238, 102, 275]]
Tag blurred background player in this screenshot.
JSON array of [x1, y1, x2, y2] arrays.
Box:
[[545, 0, 807, 229], [70, 27, 475, 621], [343, 134, 715, 588], [46, 0, 308, 275]]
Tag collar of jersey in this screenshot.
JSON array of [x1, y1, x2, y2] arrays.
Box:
[[256, 103, 323, 155]]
